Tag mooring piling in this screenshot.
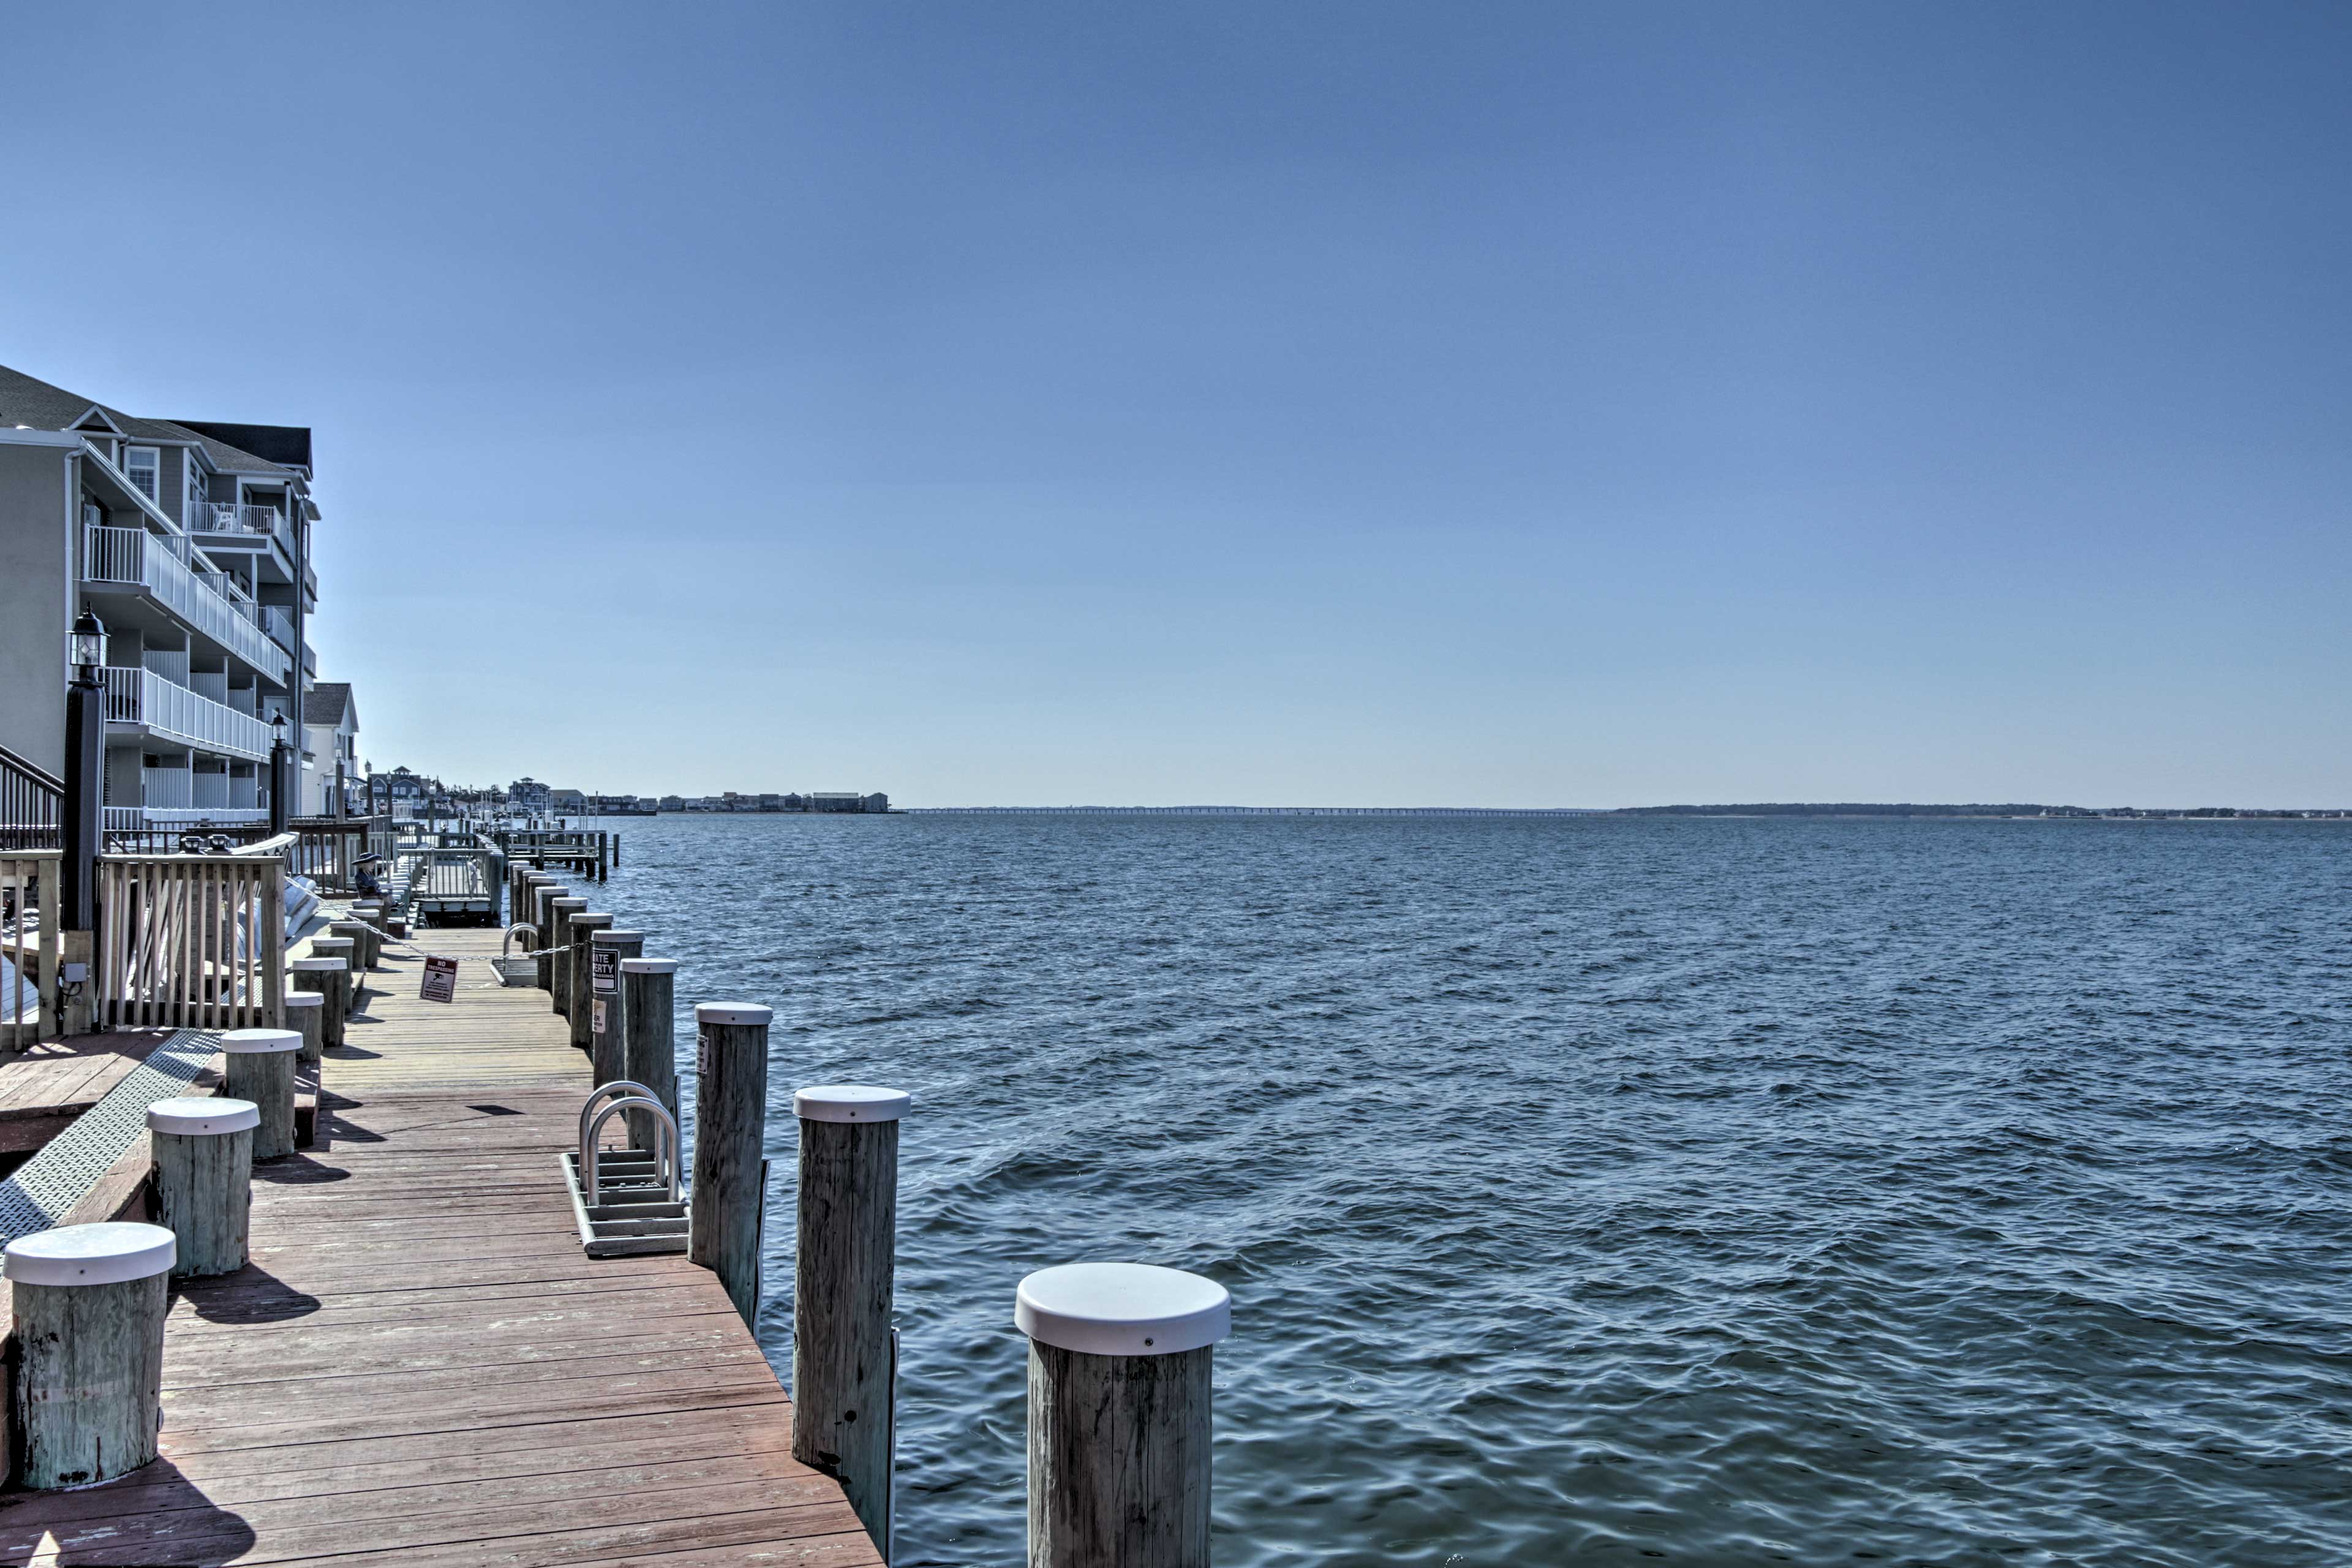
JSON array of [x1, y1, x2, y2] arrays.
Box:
[[619, 957, 679, 1150], [284, 989, 326, 1064], [289, 956, 350, 1049], [566, 914, 614, 1050], [589, 927, 644, 1087], [4, 1222, 176, 1490], [793, 1084, 910, 1554], [1016, 1262, 1232, 1568], [547, 896, 587, 1014], [146, 1096, 258, 1277], [527, 878, 565, 989], [690, 1001, 772, 1323], [221, 1027, 303, 1161]]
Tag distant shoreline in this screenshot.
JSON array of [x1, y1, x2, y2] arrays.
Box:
[[902, 804, 2348, 820]]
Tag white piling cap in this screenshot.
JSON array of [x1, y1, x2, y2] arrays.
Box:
[[287, 957, 346, 972], [1014, 1263, 1232, 1357], [282, 991, 325, 1008], [5, 1222, 176, 1287], [591, 929, 642, 943], [795, 1085, 911, 1123], [619, 958, 677, 974], [309, 937, 354, 949], [696, 1002, 772, 1027], [147, 1097, 260, 1136], [221, 1028, 301, 1054]]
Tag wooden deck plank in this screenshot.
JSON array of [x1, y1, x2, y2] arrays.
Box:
[[1, 925, 883, 1567]]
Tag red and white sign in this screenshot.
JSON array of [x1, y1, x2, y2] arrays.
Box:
[[420, 955, 459, 1004]]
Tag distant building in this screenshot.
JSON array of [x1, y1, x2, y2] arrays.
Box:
[[810, 791, 888, 814], [550, 788, 586, 813], [658, 794, 684, 812], [509, 777, 552, 814], [301, 683, 360, 815]]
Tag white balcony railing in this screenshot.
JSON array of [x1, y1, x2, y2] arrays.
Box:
[[104, 805, 270, 831], [189, 502, 290, 543], [102, 667, 274, 762], [260, 606, 296, 652], [83, 526, 292, 685]]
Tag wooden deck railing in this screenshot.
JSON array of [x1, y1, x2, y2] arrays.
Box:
[[94, 853, 285, 1031], [0, 851, 60, 1049]]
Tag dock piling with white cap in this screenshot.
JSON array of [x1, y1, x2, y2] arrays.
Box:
[[288, 956, 350, 1049], [688, 1001, 772, 1323], [221, 1027, 303, 1159], [284, 989, 326, 1063], [5, 1222, 177, 1489], [329, 918, 380, 973], [588, 928, 643, 1086], [619, 957, 679, 1150], [148, 1096, 260, 1276], [1016, 1262, 1232, 1568], [792, 1084, 910, 1554]]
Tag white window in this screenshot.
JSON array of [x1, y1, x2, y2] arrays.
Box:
[[185, 461, 209, 524], [124, 446, 160, 502]]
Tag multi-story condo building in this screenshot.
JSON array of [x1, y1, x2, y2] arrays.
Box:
[[0, 364, 320, 830]]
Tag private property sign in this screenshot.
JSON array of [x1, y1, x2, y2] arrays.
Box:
[[420, 955, 459, 1004]]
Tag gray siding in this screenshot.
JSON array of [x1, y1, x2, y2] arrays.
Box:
[[0, 443, 73, 773]]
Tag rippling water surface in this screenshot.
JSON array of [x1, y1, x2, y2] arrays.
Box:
[[600, 813, 2351, 1566]]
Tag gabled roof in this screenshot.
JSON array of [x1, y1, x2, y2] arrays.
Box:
[[304, 682, 355, 728], [0, 364, 300, 480]]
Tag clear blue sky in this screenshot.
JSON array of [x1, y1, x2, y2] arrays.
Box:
[[4, 3, 2347, 807]]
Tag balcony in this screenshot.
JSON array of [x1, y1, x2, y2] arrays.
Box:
[[101, 667, 274, 762], [189, 501, 293, 550], [260, 605, 296, 653], [83, 526, 293, 685]]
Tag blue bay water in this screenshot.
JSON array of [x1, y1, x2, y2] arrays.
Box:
[[600, 814, 2351, 1566]]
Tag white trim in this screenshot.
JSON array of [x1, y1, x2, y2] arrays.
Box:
[[0, 427, 85, 448], [66, 404, 126, 435]]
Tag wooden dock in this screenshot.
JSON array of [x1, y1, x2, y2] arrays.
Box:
[[0, 926, 883, 1567]]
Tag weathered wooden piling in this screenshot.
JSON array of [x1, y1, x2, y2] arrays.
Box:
[[547, 896, 586, 1014], [309, 936, 358, 1004], [566, 914, 614, 1050], [527, 878, 565, 989], [329, 919, 379, 972], [222, 1027, 303, 1160], [1016, 1262, 1232, 1568], [690, 1001, 772, 1324], [283, 990, 326, 1063], [588, 928, 644, 1088], [619, 957, 678, 1151], [5, 1223, 176, 1490], [289, 956, 350, 1049], [147, 1096, 258, 1277], [793, 1084, 910, 1554]]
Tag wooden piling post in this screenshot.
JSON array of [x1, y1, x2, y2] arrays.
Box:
[[289, 956, 349, 1049], [567, 914, 613, 1051], [1016, 1262, 1232, 1568], [5, 1223, 176, 1490], [147, 1096, 258, 1277], [222, 1027, 303, 1161], [588, 928, 643, 1087], [792, 1084, 910, 1554], [689, 1001, 772, 1324], [526, 878, 564, 989], [328, 921, 377, 973], [547, 896, 586, 1015], [619, 957, 677, 1150], [283, 990, 326, 1064]]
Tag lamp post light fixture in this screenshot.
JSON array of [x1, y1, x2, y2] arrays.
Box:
[[69, 609, 107, 686], [268, 709, 292, 835]]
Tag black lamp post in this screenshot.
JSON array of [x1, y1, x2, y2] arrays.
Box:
[[61, 609, 107, 932], [268, 709, 291, 835]]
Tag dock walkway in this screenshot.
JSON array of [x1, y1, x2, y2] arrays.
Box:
[[0, 927, 881, 1567]]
